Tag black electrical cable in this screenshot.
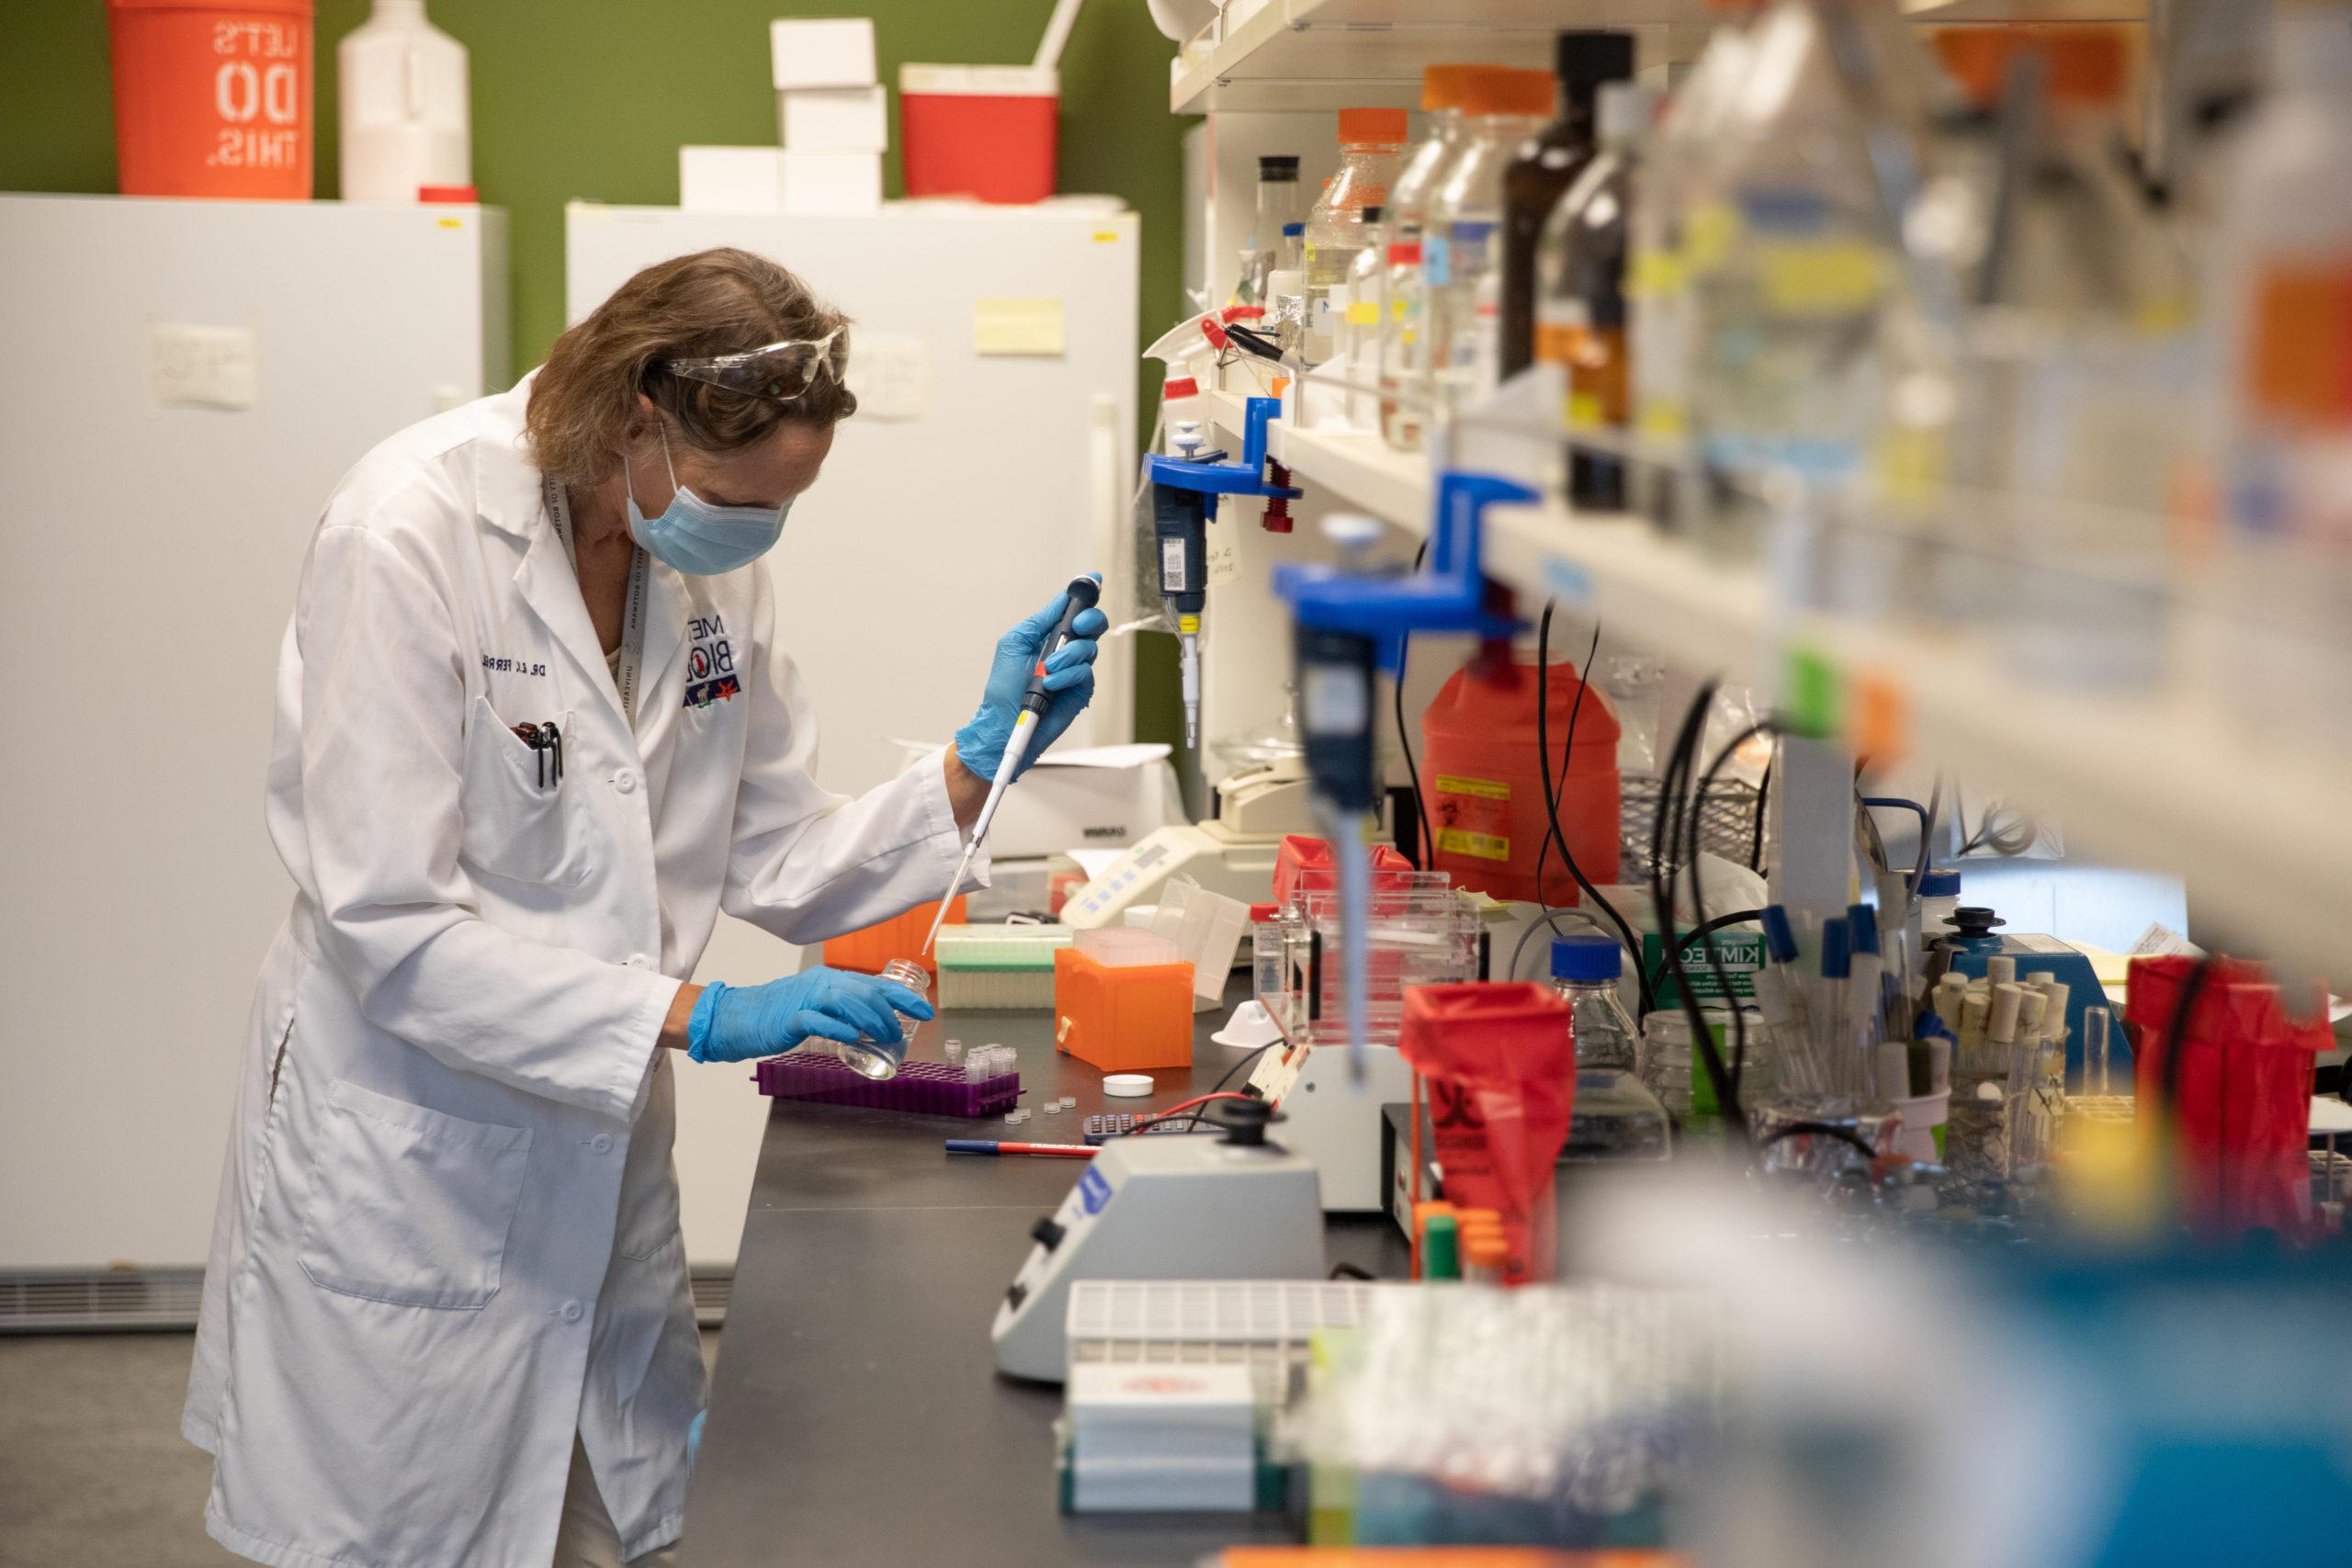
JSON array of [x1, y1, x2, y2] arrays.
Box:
[[1394, 540, 1434, 868], [1107, 1041, 1279, 1137], [2158, 951, 2219, 1111], [1756, 1120, 1881, 1161], [1749, 744, 1773, 872], [1649, 682, 1745, 1138], [1642, 908, 1768, 996], [1535, 606, 1654, 1015], [1686, 722, 1776, 1096]]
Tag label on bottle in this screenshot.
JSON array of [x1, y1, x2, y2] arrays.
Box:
[[1431, 774, 1510, 863], [2246, 258, 2352, 427], [1757, 240, 1887, 317], [1345, 299, 1380, 327], [1424, 234, 1452, 288]]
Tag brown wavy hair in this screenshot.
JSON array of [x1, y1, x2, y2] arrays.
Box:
[[526, 247, 855, 486]]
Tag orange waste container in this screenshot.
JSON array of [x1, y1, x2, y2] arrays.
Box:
[[1420, 655, 1620, 905], [107, 0, 314, 199]]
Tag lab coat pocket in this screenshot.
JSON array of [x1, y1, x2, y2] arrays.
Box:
[[459, 694, 583, 886], [297, 1078, 534, 1310]]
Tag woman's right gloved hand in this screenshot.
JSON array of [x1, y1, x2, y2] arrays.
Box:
[[684, 967, 934, 1064]]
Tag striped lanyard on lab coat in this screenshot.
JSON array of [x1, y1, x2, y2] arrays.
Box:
[[543, 475, 650, 728]]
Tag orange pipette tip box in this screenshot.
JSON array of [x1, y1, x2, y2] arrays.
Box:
[[1053, 943, 1194, 1073]]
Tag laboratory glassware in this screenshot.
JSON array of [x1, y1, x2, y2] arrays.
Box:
[[1536, 81, 1657, 511], [1380, 65, 1482, 450], [1499, 31, 1635, 379], [1550, 935, 1637, 1070], [816, 956, 933, 1080], [1237, 154, 1303, 309], [1305, 108, 1408, 364], [1427, 68, 1555, 410]]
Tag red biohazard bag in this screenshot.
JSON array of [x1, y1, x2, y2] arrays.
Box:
[[1398, 982, 1576, 1284], [1271, 834, 1418, 909], [2127, 955, 2329, 1241]]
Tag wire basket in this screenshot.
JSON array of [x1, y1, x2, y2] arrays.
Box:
[[1619, 773, 1765, 879]]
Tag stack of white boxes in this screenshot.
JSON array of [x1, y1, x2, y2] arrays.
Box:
[[678, 17, 886, 216], [773, 17, 885, 213]]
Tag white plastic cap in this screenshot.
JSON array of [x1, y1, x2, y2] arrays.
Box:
[[1103, 1073, 1154, 1098]]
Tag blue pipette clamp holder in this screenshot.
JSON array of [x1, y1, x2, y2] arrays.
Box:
[[1272, 469, 1532, 671], [1142, 396, 1301, 519]]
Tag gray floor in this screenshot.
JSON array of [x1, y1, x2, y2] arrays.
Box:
[[0, 1330, 722, 1568]]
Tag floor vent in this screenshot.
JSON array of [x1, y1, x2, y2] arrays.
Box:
[[0, 1268, 209, 1333], [0, 1265, 732, 1333]]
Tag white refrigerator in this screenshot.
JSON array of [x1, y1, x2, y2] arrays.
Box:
[[566, 201, 1140, 1263], [0, 196, 509, 1303]]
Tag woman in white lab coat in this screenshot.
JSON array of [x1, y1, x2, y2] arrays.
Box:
[[180, 248, 1106, 1568]]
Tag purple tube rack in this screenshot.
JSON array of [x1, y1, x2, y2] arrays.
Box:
[[752, 1052, 1021, 1118]]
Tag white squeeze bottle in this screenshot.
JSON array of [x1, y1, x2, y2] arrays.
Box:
[[338, 0, 471, 203]]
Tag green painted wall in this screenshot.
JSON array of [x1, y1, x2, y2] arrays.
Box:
[[0, 0, 1185, 745]]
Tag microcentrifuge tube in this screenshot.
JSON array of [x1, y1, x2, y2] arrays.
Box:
[[1059, 1097, 1077, 1110], [944, 1038, 965, 1062], [1042, 1102, 1061, 1115], [2084, 1006, 2112, 1095]]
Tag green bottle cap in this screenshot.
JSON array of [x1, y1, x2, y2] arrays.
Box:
[[1423, 1212, 1461, 1280]]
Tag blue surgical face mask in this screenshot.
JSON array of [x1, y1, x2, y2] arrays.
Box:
[[623, 423, 789, 576]]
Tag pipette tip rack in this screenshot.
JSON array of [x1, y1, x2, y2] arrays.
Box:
[[754, 1054, 1021, 1118]]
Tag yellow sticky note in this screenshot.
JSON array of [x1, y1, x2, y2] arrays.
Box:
[[973, 297, 1066, 356]]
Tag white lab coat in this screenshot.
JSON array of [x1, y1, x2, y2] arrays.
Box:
[[182, 378, 976, 1568]]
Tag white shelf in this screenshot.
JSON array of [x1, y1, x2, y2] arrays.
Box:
[[1171, 0, 2148, 114], [1248, 410, 2349, 985]]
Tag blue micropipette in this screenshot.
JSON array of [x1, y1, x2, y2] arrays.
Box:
[[922, 574, 1102, 956]]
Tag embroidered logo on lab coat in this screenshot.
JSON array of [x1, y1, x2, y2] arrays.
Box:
[[683, 615, 741, 708]]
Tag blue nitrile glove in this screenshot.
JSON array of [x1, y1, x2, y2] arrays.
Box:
[[953, 581, 1109, 781], [684, 968, 934, 1064]]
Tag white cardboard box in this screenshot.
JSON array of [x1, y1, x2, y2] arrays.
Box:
[[769, 17, 876, 89], [780, 149, 883, 215], [779, 85, 889, 152], [677, 146, 784, 214]]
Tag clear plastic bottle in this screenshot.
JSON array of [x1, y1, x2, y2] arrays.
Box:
[[824, 956, 932, 1080], [1626, 2, 1760, 528], [1551, 935, 1637, 1070], [1680, 0, 1946, 555], [1381, 64, 1484, 450], [1924, 25, 2195, 685], [1428, 67, 1555, 411], [1306, 107, 1408, 365], [1536, 81, 1657, 513], [1500, 31, 1635, 380], [1341, 205, 1390, 424], [2212, 0, 2352, 745], [1236, 154, 1303, 310]]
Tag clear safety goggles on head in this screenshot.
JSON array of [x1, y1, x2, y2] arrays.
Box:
[[660, 328, 847, 404]]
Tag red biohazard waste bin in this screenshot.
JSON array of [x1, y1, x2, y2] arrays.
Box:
[[1420, 655, 1621, 905]]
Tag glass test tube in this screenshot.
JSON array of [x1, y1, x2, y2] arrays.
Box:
[[2083, 1006, 2111, 1095]]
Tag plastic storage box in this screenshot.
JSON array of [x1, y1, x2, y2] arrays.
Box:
[[1055, 931, 1193, 1073], [935, 924, 1071, 1010]]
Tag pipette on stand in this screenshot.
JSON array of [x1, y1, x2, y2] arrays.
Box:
[[922, 573, 1103, 956]]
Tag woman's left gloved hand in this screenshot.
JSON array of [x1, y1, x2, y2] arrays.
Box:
[[954, 580, 1108, 781]]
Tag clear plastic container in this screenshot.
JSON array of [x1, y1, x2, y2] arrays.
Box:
[[1280, 880, 1480, 1048], [823, 956, 932, 1080], [1536, 81, 1657, 513], [1428, 68, 1555, 410], [1381, 64, 1483, 450], [1627, 7, 1759, 529], [1236, 153, 1303, 310], [1550, 935, 1637, 1070], [1681, 0, 1945, 556], [1305, 107, 1408, 364]]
